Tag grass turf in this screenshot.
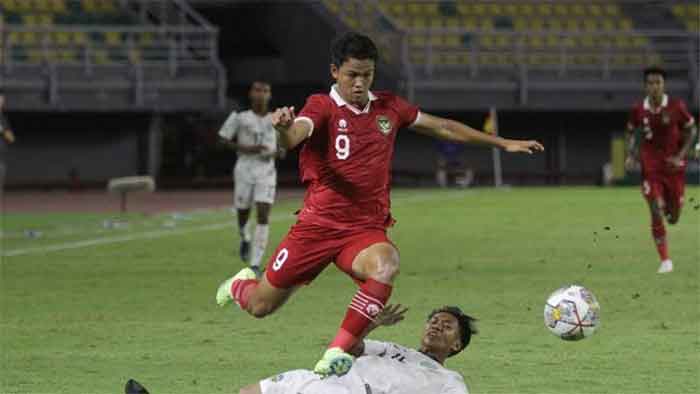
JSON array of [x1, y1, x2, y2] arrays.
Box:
[[1, 187, 699, 394]]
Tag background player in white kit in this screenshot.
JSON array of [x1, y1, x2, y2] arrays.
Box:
[[240, 305, 476, 394], [219, 80, 279, 276]]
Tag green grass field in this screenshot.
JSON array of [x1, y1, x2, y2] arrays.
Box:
[[2, 187, 699, 394]]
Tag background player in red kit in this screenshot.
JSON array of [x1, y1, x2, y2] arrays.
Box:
[[216, 32, 544, 376], [626, 66, 697, 274]]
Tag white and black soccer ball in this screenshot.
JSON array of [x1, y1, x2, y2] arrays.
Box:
[[544, 285, 600, 341]]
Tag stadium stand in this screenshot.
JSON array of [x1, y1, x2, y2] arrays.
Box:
[[1, 0, 226, 111], [320, 0, 698, 110]]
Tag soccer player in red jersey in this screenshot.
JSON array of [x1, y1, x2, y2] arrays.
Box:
[[626, 66, 697, 274], [216, 32, 544, 376]]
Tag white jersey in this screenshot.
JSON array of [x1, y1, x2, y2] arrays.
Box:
[[218, 109, 277, 183], [260, 340, 469, 394], [354, 340, 469, 394]]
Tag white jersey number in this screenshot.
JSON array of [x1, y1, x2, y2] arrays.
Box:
[[335, 134, 350, 160], [272, 248, 289, 271]]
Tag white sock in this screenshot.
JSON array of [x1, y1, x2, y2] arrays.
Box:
[[251, 224, 269, 268]]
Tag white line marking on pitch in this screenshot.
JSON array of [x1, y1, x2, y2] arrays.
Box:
[[1, 190, 476, 258]]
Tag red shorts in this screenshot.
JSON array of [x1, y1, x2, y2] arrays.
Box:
[[641, 171, 685, 210], [264, 221, 393, 289]]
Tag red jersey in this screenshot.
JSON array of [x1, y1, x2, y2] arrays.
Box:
[[628, 95, 695, 174], [293, 85, 420, 230]]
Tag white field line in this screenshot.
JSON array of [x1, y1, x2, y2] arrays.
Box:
[[1, 190, 477, 258]]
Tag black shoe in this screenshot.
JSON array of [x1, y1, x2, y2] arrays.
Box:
[[239, 240, 251, 262], [125, 379, 149, 394]]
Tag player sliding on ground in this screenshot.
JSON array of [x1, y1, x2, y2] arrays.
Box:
[[625, 66, 697, 274], [216, 32, 544, 376], [125, 305, 477, 394]]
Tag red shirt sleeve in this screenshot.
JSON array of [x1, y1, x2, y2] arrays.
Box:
[[296, 94, 330, 136], [393, 95, 420, 128], [627, 104, 641, 130], [676, 99, 695, 128]]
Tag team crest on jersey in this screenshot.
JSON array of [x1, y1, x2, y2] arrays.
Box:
[[376, 115, 392, 135], [338, 119, 348, 132]]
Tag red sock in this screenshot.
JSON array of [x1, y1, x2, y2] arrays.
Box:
[[230, 279, 258, 310], [651, 217, 669, 261], [329, 278, 393, 351]]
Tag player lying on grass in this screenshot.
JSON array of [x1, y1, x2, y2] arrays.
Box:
[[625, 66, 697, 273], [124, 305, 477, 394], [216, 31, 543, 377]]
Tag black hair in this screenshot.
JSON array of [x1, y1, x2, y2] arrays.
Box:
[[428, 306, 478, 357], [643, 66, 666, 81], [330, 32, 379, 67], [250, 78, 271, 88]]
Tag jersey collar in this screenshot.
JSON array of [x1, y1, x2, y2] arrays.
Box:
[[643, 94, 668, 113], [330, 84, 378, 115]]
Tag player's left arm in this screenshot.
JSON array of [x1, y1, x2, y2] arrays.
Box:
[[667, 102, 697, 167], [410, 112, 544, 154]]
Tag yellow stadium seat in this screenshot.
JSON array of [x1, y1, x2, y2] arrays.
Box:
[[580, 35, 595, 48], [529, 36, 544, 49], [554, 4, 568, 16], [589, 4, 602, 17], [33, 0, 51, 12], [632, 36, 648, 47], [129, 48, 142, 64], [406, 3, 421, 15], [473, 4, 487, 16], [430, 18, 443, 29], [22, 14, 38, 25], [410, 52, 426, 64], [443, 53, 460, 65], [480, 18, 494, 31], [530, 18, 544, 31], [16, 0, 32, 12], [446, 17, 460, 28], [479, 35, 494, 48], [54, 31, 70, 45], [688, 20, 699, 31], [409, 35, 426, 47], [323, 0, 340, 13], [545, 35, 560, 48], [601, 19, 615, 31], [672, 4, 685, 16], [429, 34, 444, 47], [615, 36, 630, 48], [605, 4, 619, 16], [445, 34, 460, 47], [566, 19, 580, 31], [487, 3, 503, 16], [50, 0, 67, 13], [389, 2, 405, 16], [72, 31, 87, 44], [462, 17, 477, 30], [1, 0, 19, 12], [504, 4, 519, 16], [82, 0, 97, 13], [94, 49, 109, 64], [513, 18, 527, 31], [456, 4, 471, 15], [619, 19, 633, 31], [537, 3, 552, 16], [412, 17, 426, 29], [105, 31, 122, 46], [583, 19, 597, 32], [572, 4, 585, 16], [494, 35, 511, 48], [548, 19, 563, 31], [518, 4, 534, 16]]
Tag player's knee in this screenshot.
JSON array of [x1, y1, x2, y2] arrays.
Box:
[[370, 250, 400, 282], [238, 384, 260, 394], [248, 300, 275, 318]]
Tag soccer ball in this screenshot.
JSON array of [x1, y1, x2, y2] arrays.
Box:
[[544, 285, 600, 341]]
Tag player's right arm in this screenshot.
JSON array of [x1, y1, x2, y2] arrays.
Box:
[[348, 304, 408, 357], [271, 106, 309, 150], [218, 111, 265, 154], [625, 105, 642, 171]]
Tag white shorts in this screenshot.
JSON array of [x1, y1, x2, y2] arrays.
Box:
[[260, 370, 365, 394], [234, 179, 276, 209]]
